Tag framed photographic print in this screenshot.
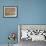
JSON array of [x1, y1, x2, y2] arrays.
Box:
[[3, 6, 17, 17], [18, 24, 46, 42]]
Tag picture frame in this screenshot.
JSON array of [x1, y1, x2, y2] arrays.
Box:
[[18, 24, 46, 42], [3, 6, 17, 17]]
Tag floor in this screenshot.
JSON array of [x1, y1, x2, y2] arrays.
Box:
[[0, 40, 46, 46], [0, 44, 18, 46], [19, 39, 46, 46]]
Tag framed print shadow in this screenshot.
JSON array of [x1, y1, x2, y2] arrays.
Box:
[[3, 6, 17, 18]]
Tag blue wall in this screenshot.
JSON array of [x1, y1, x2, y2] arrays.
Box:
[[0, 0, 46, 44]]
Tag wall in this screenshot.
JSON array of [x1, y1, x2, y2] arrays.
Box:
[[0, 0, 46, 44], [18, 0, 46, 24], [0, 0, 18, 44]]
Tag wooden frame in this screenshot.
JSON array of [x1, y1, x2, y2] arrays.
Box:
[[3, 6, 17, 17]]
